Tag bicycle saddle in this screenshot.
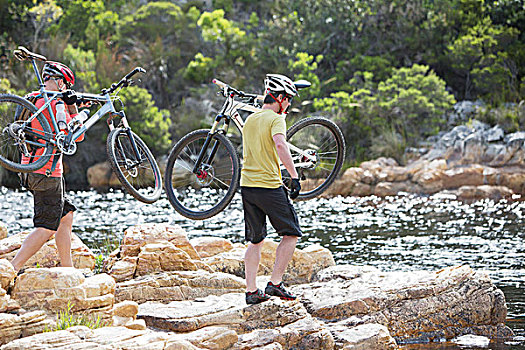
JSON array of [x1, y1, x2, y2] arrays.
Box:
[[13, 46, 47, 62]]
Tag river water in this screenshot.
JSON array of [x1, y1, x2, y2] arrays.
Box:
[[1, 187, 524, 349]]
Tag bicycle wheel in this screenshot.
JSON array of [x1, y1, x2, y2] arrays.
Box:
[[284, 117, 345, 200], [164, 129, 240, 220], [0, 94, 53, 173], [106, 128, 162, 204]]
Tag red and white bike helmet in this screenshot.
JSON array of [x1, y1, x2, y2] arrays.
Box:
[[264, 74, 297, 97], [42, 61, 75, 88]]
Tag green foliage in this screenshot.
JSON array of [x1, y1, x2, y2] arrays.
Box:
[[374, 64, 456, 142], [315, 65, 455, 160], [46, 301, 109, 331], [287, 52, 322, 99], [447, 17, 520, 102], [62, 45, 99, 92], [184, 53, 216, 82], [52, 0, 106, 47], [119, 86, 171, 154]]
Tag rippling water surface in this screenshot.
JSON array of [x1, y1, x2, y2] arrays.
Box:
[[1, 187, 524, 349]]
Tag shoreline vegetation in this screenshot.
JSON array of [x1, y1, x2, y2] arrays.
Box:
[[1, 1, 524, 189]]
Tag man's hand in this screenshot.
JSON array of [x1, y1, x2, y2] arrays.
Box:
[[290, 178, 301, 200], [61, 89, 78, 105]]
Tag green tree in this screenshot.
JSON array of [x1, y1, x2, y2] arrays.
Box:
[[119, 86, 171, 154], [447, 17, 520, 102]]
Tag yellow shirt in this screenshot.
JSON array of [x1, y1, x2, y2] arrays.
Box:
[[240, 109, 287, 188]]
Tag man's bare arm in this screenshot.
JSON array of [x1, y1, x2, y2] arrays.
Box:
[[273, 133, 298, 179]]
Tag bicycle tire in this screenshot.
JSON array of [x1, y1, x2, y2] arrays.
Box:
[[284, 116, 345, 200], [164, 129, 240, 220], [106, 127, 162, 204], [0, 94, 53, 173]]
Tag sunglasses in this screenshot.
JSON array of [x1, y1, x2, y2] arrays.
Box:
[[285, 95, 293, 103]]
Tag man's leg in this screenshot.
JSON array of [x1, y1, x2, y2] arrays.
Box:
[[270, 235, 298, 285], [55, 211, 74, 267], [244, 241, 264, 292], [11, 227, 55, 272]]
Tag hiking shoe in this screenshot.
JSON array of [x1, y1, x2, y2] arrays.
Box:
[[265, 281, 296, 301], [245, 289, 271, 305]]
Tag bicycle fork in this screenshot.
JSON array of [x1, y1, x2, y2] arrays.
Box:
[[114, 113, 142, 171], [192, 115, 229, 178]]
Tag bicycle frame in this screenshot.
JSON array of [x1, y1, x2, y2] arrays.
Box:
[[191, 84, 318, 175], [22, 57, 137, 158]]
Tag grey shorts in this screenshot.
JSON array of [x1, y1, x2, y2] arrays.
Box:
[[25, 173, 76, 231], [241, 186, 302, 244]]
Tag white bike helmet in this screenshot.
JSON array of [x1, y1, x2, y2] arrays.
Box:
[[264, 74, 297, 97]]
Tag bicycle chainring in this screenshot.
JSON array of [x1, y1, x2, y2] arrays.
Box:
[[56, 132, 77, 155]]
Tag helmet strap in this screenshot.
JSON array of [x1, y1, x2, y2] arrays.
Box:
[[268, 92, 287, 115]]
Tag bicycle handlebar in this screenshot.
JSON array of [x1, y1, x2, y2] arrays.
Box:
[[212, 78, 261, 101], [102, 67, 146, 95]]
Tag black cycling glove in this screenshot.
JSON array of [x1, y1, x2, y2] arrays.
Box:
[[289, 178, 301, 200], [61, 89, 78, 105]]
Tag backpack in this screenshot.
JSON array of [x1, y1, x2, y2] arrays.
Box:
[[14, 92, 60, 178], [14, 92, 41, 122]]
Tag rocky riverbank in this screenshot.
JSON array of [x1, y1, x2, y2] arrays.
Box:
[[321, 121, 525, 200], [0, 223, 514, 349], [86, 121, 525, 202]]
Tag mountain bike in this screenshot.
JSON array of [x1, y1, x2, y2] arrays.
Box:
[[164, 78, 345, 220], [0, 46, 162, 204]]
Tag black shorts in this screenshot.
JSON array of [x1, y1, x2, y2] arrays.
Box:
[[26, 173, 77, 231], [241, 186, 302, 244]]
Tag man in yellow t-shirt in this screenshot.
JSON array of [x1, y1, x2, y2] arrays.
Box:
[[241, 74, 302, 305]]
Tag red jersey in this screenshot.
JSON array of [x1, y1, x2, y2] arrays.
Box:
[[21, 94, 84, 177]]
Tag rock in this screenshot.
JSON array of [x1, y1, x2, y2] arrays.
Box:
[[108, 258, 137, 282], [453, 334, 490, 347], [139, 294, 334, 350], [443, 165, 484, 189], [86, 161, 121, 188], [113, 315, 133, 327], [454, 185, 514, 201], [120, 224, 199, 259], [138, 294, 308, 333], [314, 265, 380, 282], [485, 125, 505, 142], [0, 232, 95, 270], [112, 300, 139, 319], [350, 183, 373, 196], [232, 315, 334, 350], [12, 268, 115, 318], [171, 326, 238, 350], [106, 224, 205, 282], [373, 181, 420, 197], [125, 319, 147, 330], [136, 241, 199, 276], [190, 236, 234, 258], [0, 259, 15, 290], [203, 240, 335, 285], [360, 157, 398, 173], [412, 170, 444, 193], [293, 265, 513, 343], [0, 224, 6, 240], [330, 323, 397, 349], [376, 166, 409, 182], [115, 270, 245, 304], [0, 311, 53, 346], [500, 172, 525, 193]]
